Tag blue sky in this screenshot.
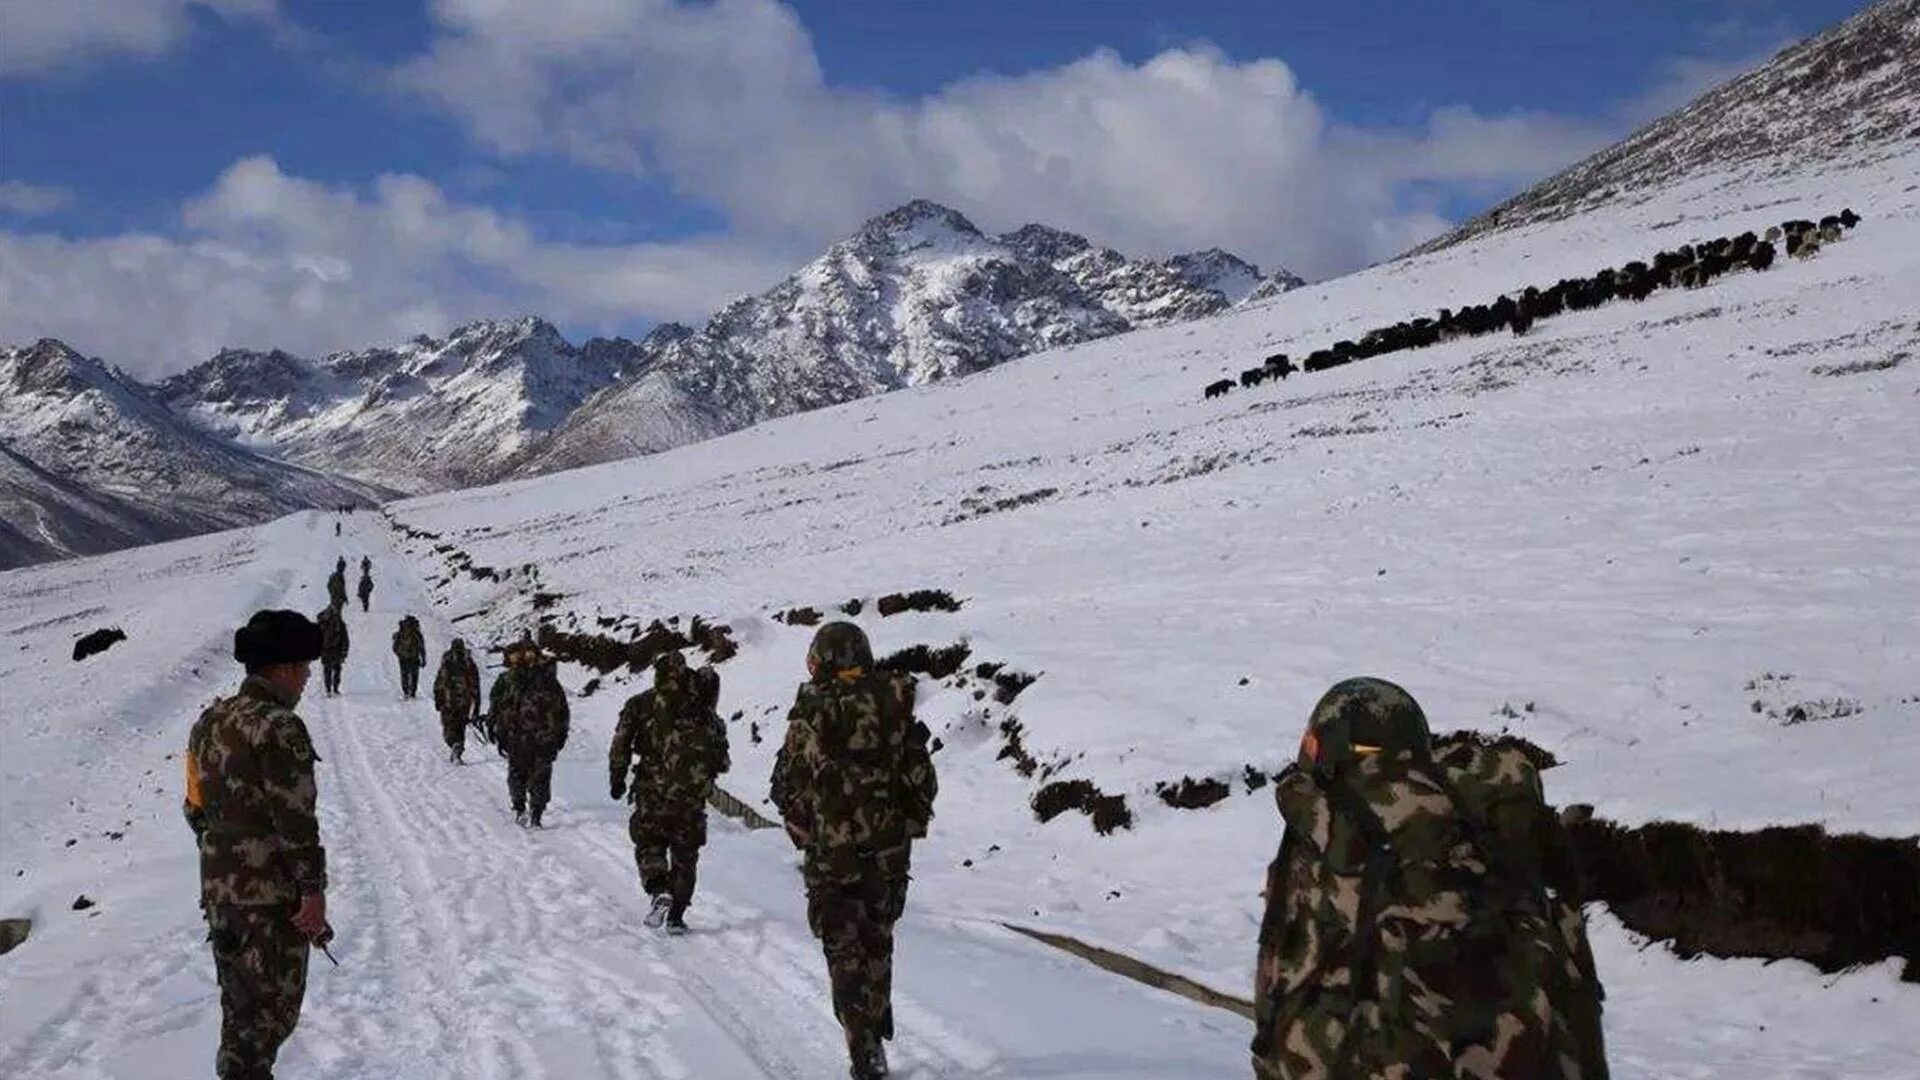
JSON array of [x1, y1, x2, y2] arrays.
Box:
[[0, 0, 1872, 375]]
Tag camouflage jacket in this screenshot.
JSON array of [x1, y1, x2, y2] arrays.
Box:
[[489, 666, 569, 753], [610, 679, 730, 810], [326, 570, 347, 607], [182, 676, 327, 907], [433, 649, 481, 717], [392, 621, 426, 664], [1250, 744, 1600, 1080], [317, 608, 349, 661], [770, 670, 936, 879]]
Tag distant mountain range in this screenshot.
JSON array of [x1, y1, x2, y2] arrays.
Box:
[[3, 203, 1302, 566], [0, 339, 390, 568], [153, 202, 1301, 489], [12, 0, 1914, 569]]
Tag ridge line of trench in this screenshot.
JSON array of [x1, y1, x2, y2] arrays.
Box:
[[699, 787, 1258, 1024]]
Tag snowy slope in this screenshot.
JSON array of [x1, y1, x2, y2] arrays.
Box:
[[6, 8, 1920, 1074], [0, 340, 389, 570], [1413, 0, 1920, 254], [5, 142, 1908, 1076], [384, 145, 1916, 1075], [154, 318, 634, 492], [0, 515, 1246, 1078]]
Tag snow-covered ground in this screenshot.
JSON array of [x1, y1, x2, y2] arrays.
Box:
[[0, 515, 1245, 1078], [3, 148, 1917, 1077]]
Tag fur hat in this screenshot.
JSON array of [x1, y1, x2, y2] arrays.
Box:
[[234, 609, 324, 668]]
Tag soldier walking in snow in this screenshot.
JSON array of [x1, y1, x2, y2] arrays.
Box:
[[771, 622, 937, 1080], [182, 609, 332, 1080], [1250, 677, 1608, 1079], [315, 604, 349, 697], [355, 564, 374, 613], [391, 615, 426, 700], [433, 638, 483, 764], [326, 560, 347, 610], [609, 652, 730, 933], [488, 637, 570, 827]]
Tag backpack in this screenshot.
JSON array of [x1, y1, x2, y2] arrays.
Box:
[[631, 683, 728, 805], [806, 672, 933, 869], [1255, 737, 1604, 1079]]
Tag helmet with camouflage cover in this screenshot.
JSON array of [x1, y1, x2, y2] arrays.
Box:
[[1299, 676, 1432, 770], [653, 648, 690, 688], [502, 635, 544, 668], [806, 621, 873, 679]]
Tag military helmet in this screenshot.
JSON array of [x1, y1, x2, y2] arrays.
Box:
[[502, 636, 543, 667], [1300, 677, 1432, 769], [653, 649, 688, 681], [807, 621, 873, 677]]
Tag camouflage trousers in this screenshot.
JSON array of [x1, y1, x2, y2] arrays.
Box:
[[630, 800, 707, 912], [206, 903, 309, 1080], [505, 742, 556, 814], [320, 659, 344, 695], [805, 845, 911, 1044], [438, 709, 468, 753], [398, 661, 422, 698]]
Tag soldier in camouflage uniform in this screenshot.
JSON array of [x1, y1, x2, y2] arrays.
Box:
[[432, 637, 483, 763], [391, 615, 427, 700], [315, 604, 349, 697], [183, 610, 332, 1080], [326, 561, 347, 610], [609, 651, 730, 933], [770, 622, 937, 1080], [487, 637, 570, 827], [1250, 677, 1607, 1080]]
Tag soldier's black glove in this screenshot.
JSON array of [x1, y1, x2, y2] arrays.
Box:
[[610, 779, 626, 802]]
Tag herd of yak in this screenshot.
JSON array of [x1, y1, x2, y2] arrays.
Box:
[[1205, 209, 1863, 399]]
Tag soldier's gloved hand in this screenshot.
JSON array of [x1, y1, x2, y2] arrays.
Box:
[[610, 779, 626, 802]]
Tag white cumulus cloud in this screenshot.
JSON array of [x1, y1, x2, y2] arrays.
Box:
[[0, 156, 799, 377], [395, 0, 1654, 280], [0, 0, 279, 77], [0, 180, 74, 217]]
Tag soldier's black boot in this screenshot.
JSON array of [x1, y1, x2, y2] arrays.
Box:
[[665, 902, 689, 936], [529, 807, 544, 828], [513, 806, 528, 827], [847, 1032, 888, 1079]]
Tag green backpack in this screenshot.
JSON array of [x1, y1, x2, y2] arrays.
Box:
[[1253, 679, 1607, 1079]]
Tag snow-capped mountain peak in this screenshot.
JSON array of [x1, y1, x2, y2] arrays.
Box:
[[156, 316, 635, 492], [508, 203, 1301, 478], [1164, 248, 1266, 304], [856, 198, 987, 248]]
